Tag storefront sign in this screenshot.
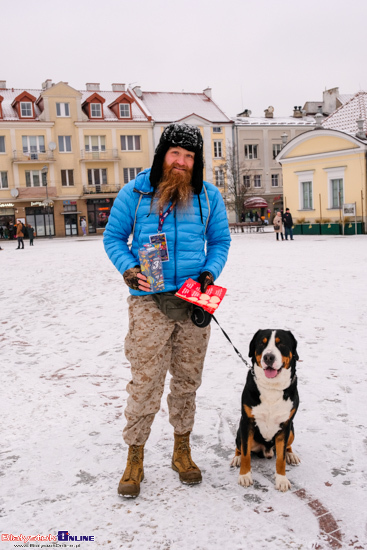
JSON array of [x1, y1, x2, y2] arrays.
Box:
[[63, 200, 77, 206], [0, 203, 15, 208], [343, 203, 356, 216], [31, 202, 44, 207]]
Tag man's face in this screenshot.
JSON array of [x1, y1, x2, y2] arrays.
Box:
[[164, 146, 195, 174]]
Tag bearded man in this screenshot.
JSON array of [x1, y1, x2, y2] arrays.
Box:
[[104, 123, 231, 498]]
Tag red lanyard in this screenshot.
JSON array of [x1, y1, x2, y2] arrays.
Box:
[[158, 204, 174, 232]]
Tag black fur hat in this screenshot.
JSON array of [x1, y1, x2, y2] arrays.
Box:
[[150, 123, 204, 194]]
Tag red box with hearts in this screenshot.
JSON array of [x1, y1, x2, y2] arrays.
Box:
[[175, 278, 227, 314]]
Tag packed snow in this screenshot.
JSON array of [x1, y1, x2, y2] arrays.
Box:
[[1, 231, 366, 549]]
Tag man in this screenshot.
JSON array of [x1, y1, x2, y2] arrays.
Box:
[[104, 123, 231, 498], [283, 208, 294, 240]]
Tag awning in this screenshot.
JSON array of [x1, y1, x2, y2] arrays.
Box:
[[244, 197, 268, 209], [60, 211, 83, 215]]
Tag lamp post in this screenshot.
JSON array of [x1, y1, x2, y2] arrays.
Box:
[[41, 165, 52, 238]]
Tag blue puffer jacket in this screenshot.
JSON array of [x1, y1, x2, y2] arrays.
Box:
[[103, 168, 231, 295]]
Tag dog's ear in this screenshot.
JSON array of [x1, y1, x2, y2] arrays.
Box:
[[287, 331, 299, 361], [249, 330, 261, 360]]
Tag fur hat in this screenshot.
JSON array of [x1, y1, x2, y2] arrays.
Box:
[[150, 123, 204, 194]]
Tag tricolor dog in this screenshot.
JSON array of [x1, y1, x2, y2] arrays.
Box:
[[231, 329, 300, 492]]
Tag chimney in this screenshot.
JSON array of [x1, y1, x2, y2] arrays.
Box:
[[112, 83, 126, 92], [133, 85, 142, 98], [86, 83, 100, 91], [356, 119, 366, 139], [314, 112, 323, 128], [293, 106, 302, 118], [42, 79, 53, 90], [237, 109, 251, 117], [203, 87, 212, 99], [0, 80, 6, 89], [264, 106, 274, 118]]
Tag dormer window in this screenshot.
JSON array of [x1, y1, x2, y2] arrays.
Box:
[[21, 102, 33, 117], [119, 104, 131, 118], [91, 103, 102, 118]]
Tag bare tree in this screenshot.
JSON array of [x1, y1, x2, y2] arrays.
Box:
[[217, 143, 252, 222]]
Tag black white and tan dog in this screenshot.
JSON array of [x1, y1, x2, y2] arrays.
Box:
[[231, 329, 300, 492]]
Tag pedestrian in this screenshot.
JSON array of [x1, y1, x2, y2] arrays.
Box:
[[0, 226, 3, 239], [273, 211, 284, 241], [15, 220, 25, 249], [81, 217, 87, 236], [104, 122, 231, 499], [283, 208, 294, 240], [249, 211, 254, 222], [27, 224, 35, 246]]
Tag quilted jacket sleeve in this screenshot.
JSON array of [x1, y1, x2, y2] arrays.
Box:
[[103, 183, 139, 276], [203, 185, 231, 280]]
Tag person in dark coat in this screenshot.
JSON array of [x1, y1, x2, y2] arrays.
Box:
[[27, 224, 35, 246], [283, 208, 294, 240]]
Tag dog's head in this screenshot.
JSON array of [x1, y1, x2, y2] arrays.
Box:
[[249, 329, 299, 385]]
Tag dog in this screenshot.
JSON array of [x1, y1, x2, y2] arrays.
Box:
[[231, 329, 300, 492]]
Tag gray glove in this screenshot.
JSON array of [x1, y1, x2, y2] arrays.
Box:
[[123, 266, 141, 290]]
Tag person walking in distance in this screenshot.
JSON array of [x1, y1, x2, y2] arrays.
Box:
[[15, 220, 25, 249], [273, 211, 284, 241], [81, 217, 87, 236], [27, 224, 35, 246], [104, 123, 231, 498], [283, 208, 294, 240]]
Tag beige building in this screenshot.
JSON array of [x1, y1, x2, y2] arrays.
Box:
[[0, 80, 232, 238], [234, 107, 315, 221]]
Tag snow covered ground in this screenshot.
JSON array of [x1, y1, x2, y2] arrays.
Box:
[[1, 231, 366, 549]]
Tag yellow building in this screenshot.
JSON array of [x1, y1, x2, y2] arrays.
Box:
[[0, 80, 233, 237], [277, 93, 367, 229]]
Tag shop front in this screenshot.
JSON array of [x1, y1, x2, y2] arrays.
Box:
[[87, 198, 113, 234], [25, 203, 55, 237], [0, 204, 16, 237]]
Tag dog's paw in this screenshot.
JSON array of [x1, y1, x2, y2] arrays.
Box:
[[286, 452, 300, 465], [230, 455, 241, 468], [238, 472, 253, 487], [275, 474, 291, 492]]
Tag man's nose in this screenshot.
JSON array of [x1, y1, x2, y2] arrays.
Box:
[[176, 154, 185, 165]]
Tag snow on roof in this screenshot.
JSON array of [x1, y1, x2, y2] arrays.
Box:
[[138, 91, 231, 123], [322, 91, 367, 135], [0, 88, 43, 121], [234, 115, 316, 126]]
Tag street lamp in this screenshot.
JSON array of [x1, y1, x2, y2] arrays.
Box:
[[41, 165, 52, 238]]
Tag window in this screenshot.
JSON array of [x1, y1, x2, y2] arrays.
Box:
[[302, 181, 313, 209], [20, 102, 33, 117], [123, 167, 142, 184], [58, 136, 72, 153], [331, 178, 343, 208], [25, 170, 47, 187], [273, 144, 282, 159], [120, 135, 141, 151], [254, 175, 261, 188], [0, 171, 8, 188], [213, 127, 222, 133], [215, 167, 224, 187], [85, 136, 106, 152], [87, 168, 107, 186], [271, 174, 279, 187], [61, 170, 74, 186], [90, 103, 102, 117], [22, 136, 45, 159], [243, 175, 250, 188], [213, 140, 222, 158], [119, 104, 131, 118], [56, 102, 70, 117], [0, 136, 5, 153], [245, 144, 258, 159]]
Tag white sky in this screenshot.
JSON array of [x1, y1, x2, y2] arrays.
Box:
[[1, 0, 366, 118]]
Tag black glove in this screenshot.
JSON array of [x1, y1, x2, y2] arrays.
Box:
[[123, 266, 141, 290], [198, 271, 214, 293]]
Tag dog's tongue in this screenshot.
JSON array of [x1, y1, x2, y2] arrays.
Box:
[[264, 367, 278, 379]]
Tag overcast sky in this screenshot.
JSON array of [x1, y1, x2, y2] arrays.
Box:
[[1, 0, 366, 119]]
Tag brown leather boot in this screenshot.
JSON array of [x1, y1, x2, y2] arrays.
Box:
[[117, 445, 144, 498], [172, 432, 202, 485]]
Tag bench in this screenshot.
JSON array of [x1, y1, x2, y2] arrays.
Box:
[[229, 222, 265, 233]]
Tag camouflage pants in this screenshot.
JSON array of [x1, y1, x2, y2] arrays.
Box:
[[123, 295, 211, 446]]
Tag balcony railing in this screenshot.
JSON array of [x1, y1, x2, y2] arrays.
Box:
[[13, 150, 55, 162], [83, 184, 122, 195], [80, 149, 120, 161]]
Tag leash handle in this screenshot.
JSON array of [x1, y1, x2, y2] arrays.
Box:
[[212, 315, 252, 369]]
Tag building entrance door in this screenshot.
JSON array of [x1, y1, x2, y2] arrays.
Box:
[[64, 214, 78, 236]]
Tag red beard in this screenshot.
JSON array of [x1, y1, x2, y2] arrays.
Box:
[[156, 161, 193, 211]]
